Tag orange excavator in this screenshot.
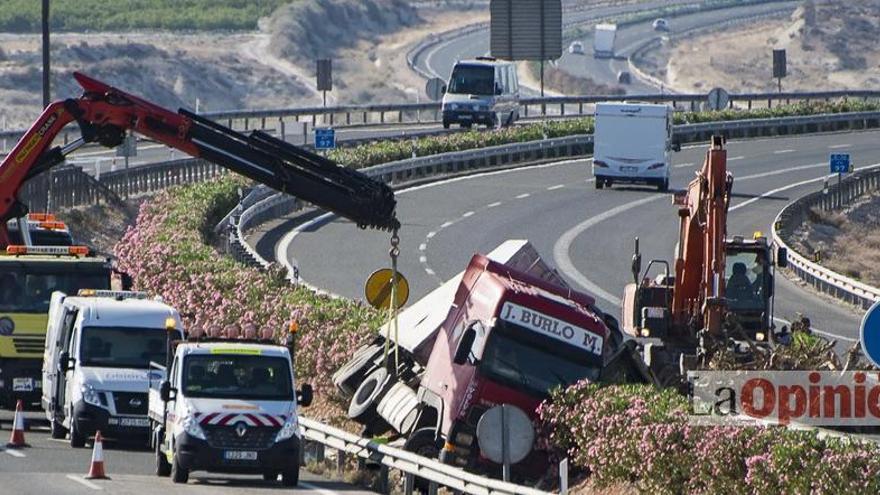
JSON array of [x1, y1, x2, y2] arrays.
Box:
[[622, 136, 788, 384]]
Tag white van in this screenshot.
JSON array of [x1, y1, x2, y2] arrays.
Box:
[[592, 102, 677, 191], [441, 57, 519, 129], [42, 290, 183, 447]]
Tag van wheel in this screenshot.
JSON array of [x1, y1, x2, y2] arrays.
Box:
[[50, 418, 66, 439], [281, 462, 300, 487], [69, 420, 85, 448], [658, 179, 669, 192], [442, 121, 450, 129], [595, 180, 604, 190], [156, 442, 171, 477], [171, 450, 189, 484], [263, 472, 279, 481]]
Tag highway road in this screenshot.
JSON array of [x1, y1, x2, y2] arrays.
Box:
[[0, 412, 372, 495], [263, 131, 878, 346]]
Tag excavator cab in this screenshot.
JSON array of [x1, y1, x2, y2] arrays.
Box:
[[724, 233, 787, 344]]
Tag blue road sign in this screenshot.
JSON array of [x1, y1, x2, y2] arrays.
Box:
[[860, 301, 880, 367], [830, 153, 851, 174], [315, 128, 336, 150]]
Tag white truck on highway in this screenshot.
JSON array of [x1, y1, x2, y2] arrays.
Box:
[[41, 290, 183, 447], [593, 23, 617, 58], [149, 337, 313, 486], [592, 102, 678, 191]]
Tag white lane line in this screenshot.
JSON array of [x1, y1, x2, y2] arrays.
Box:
[[425, 268, 436, 276], [462, 211, 474, 218], [774, 149, 795, 154], [674, 162, 695, 168], [829, 144, 852, 149], [299, 482, 338, 495], [426, 231, 436, 239], [547, 184, 565, 191], [516, 193, 531, 199], [729, 156, 745, 161], [419, 243, 427, 251], [3, 448, 25, 458], [487, 201, 502, 208], [440, 221, 454, 229], [66, 475, 102, 490], [419, 255, 427, 263]]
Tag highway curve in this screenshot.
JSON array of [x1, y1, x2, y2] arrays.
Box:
[[261, 131, 879, 345]]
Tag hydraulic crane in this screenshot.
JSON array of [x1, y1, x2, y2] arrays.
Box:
[[621, 136, 787, 384], [0, 72, 399, 248]]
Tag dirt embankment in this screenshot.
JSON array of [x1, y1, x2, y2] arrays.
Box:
[[655, 1, 880, 93], [790, 193, 880, 287]]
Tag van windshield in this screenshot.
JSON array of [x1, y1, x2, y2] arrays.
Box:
[[80, 326, 168, 369], [478, 320, 601, 397], [183, 354, 293, 401], [448, 65, 495, 95]]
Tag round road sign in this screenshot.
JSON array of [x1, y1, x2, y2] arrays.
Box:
[[476, 404, 534, 465], [425, 77, 446, 102], [860, 300, 880, 367], [364, 268, 410, 310], [707, 87, 730, 111]]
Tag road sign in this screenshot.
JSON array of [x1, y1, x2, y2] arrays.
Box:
[[772, 49, 787, 79], [476, 404, 534, 480], [365, 268, 410, 310], [425, 77, 445, 101], [490, 0, 562, 61], [314, 128, 335, 150], [707, 87, 729, 111], [860, 301, 880, 367], [830, 153, 851, 174], [316, 59, 332, 92]]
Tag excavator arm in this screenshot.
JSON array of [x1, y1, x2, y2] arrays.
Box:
[[0, 72, 399, 247]]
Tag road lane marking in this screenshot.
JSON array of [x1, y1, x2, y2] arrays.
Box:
[[462, 211, 474, 218], [547, 184, 565, 190], [487, 201, 502, 208], [773, 149, 795, 154], [674, 162, 695, 168], [419, 243, 427, 251], [425, 268, 436, 276], [66, 475, 102, 490], [516, 193, 531, 199], [829, 143, 851, 149], [300, 481, 341, 495], [426, 231, 436, 238], [419, 256, 427, 263], [729, 156, 745, 161], [440, 221, 454, 229], [3, 448, 25, 457]]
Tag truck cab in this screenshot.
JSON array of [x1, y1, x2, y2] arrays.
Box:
[[150, 338, 313, 486], [42, 290, 183, 447]]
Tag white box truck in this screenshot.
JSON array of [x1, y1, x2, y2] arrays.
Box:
[[593, 23, 617, 58], [42, 290, 183, 447], [592, 102, 678, 191]]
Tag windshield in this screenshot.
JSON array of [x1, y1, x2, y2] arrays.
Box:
[[725, 250, 768, 311], [80, 326, 168, 369], [0, 265, 110, 313], [479, 321, 601, 397], [183, 354, 293, 401], [448, 65, 495, 95]]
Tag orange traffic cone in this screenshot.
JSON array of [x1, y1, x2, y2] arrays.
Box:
[[85, 431, 110, 479], [6, 400, 29, 448]]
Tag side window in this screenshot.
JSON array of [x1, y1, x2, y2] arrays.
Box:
[[170, 356, 179, 387], [59, 308, 78, 351], [507, 66, 517, 93]]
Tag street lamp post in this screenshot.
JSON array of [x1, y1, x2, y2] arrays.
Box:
[[42, 0, 50, 108]]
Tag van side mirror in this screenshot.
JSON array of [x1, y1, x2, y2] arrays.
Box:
[[159, 380, 175, 402], [297, 384, 313, 407], [776, 246, 788, 268], [453, 328, 477, 365], [58, 351, 74, 373]]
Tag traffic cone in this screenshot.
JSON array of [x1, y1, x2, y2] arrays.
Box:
[[85, 431, 110, 480], [6, 400, 29, 448]]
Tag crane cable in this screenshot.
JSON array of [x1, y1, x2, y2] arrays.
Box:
[[383, 229, 401, 375]]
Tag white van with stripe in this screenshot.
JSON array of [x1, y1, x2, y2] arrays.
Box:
[[148, 340, 313, 486]]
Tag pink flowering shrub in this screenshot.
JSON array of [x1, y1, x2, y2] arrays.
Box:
[[113, 178, 383, 394], [538, 382, 880, 494]]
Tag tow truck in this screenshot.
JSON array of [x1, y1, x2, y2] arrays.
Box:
[[621, 136, 788, 385], [0, 72, 399, 409]]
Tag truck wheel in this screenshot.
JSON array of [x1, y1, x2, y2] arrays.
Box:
[[281, 462, 300, 487], [332, 343, 383, 398], [171, 450, 189, 484], [156, 441, 171, 477], [347, 367, 391, 424], [50, 418, 66, 439], [404, 428, 442, 491], [69, 420, 85, 448]]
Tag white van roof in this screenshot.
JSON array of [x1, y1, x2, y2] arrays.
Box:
[[178, 342, 290, 359], [66, 296, 181, 330], [455, 57, 513, 67], [595, 102, 670, 117]]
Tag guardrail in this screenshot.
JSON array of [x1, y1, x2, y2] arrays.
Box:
[[299, 417, 551, 495], [773, 166, 880, 310]]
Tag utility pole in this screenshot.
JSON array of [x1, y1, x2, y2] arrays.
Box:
[[42, 0, 50, 108]]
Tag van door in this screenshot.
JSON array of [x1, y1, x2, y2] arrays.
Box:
[[42, 293, 68, 411], [61, 314, 80, 418]]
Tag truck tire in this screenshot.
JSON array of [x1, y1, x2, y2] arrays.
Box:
[[50, 418, 66, 439], [69, 419, 85, 448], [156, 441, 171, 477], [332, 343, 383, 398], [404, 428, 442, 491], [347, 367, 392, 427], [171, 450, 189, 484]]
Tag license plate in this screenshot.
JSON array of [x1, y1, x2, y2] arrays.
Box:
[[12, 378, 34, 392], [620, 166, 639, 173], [108, 417, 150, 427], [224, 450, 258, 461]]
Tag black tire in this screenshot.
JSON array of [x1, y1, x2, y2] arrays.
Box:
[[50, 418, 66, 439], [658, 179, 669, 192], [595, 179, 604, 190], [156, 440, 171, 477], [69, 419, 85, 448], [347, 367, 390, 423], [263, 472, 279, 481], [281, 463, 300, 487], [605, 179, 613, 189], [171, 450, 189, 484], [332, 343, 383, 398], [404, 428, 442, 491], [442, 121, 450, 129]]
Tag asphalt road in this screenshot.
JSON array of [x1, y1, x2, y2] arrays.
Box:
[[0, 412, 373, 495], [265, 130, 879, 346]]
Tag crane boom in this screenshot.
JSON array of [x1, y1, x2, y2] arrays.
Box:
[[0, 72, 399, 248]]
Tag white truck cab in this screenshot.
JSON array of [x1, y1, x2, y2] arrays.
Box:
[[42, 290, 183, 447], [149, 339, 312, 486]]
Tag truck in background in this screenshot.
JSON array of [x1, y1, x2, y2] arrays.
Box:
[[42, 290, 183, 447], [332, 240, 651, 479], [149, 332, 313, 486], [593, 23, 617, 58], [592, 102, 678, 192]]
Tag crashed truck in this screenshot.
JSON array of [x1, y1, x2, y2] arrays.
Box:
[[332, 240, 651, 476]]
